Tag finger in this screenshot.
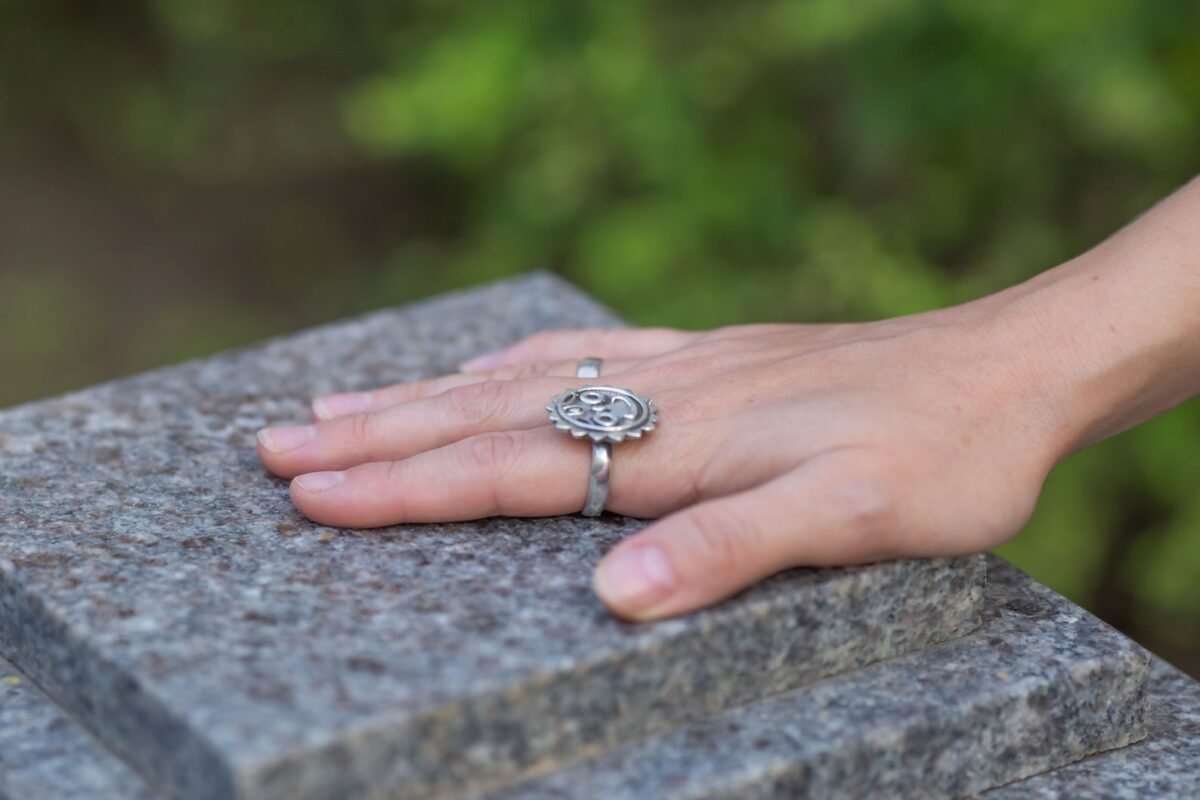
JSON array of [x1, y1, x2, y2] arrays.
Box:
[[286, 426, 677, 527], [311, 359, 633, 421], [591, 451, 898, 621], [460, 327, 696, 372], [261, 377, 582, 478]]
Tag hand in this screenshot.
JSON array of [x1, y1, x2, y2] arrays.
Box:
[[257, 307, 1068, 621]]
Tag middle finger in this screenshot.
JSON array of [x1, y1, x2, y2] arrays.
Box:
[[259, 376, 633, 479]]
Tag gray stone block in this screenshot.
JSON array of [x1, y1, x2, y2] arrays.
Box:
[[8, 560, 1190, 800], [0, 274, 985, 800], [478, 558, 1150, 800], [981, 658, 1200, 799], [0, 655, 158, 800]]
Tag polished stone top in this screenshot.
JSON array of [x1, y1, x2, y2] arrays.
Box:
[[0, 274, 984, 800]]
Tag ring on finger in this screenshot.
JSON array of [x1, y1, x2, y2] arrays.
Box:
[[547, 357, 658, 517]]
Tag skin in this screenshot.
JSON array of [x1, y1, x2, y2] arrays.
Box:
[[257, 177, 1200, 622]]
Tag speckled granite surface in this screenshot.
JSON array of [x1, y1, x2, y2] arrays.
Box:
[[7, 561, 1196, 800], [982, 658, 1200, 799], [478, 558, 1151, 800], [0, 655, 158, 800], [0, 274, 985, 800]]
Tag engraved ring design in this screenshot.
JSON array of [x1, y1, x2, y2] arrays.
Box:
[[547, 358, 658, 516]]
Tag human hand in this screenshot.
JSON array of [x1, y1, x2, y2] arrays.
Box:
[[257, 307, 1070, 621]]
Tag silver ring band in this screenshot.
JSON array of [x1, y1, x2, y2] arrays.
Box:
[[576, 357, 609, 517], [582, 437, 611, 517], [576, 356, 603, 380]]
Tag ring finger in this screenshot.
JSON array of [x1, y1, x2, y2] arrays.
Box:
[[287, 424, 702, 527]]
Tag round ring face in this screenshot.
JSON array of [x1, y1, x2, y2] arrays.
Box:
[[547, 386, 658, 443]]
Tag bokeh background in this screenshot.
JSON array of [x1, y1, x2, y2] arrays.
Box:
[[2, 2, 1198, 675]]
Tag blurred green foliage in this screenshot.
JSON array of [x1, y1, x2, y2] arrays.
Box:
[[1, 1, 1198, 671]]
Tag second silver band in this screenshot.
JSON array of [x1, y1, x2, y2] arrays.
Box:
[[576, 357, 609, 517], [576, 356, 602, 379]]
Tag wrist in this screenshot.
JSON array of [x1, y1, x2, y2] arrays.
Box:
[[967, 186, 1200, 460]]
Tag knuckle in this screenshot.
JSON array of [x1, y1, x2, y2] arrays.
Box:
[[684, 503, 762, 574], [347, 411, 376, 450], [462, 431, 522, 477], [829, 471, 901, 549], [375, 461, 412, 520], [380, 458, 407, 491], [441, 380, 510, 423]]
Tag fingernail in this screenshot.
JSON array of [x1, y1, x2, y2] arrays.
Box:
[[257, 425, 315, 453], [459, 352, 504, 372], [593, 545, 676, 616], [313, 392, 371, 419], [293, 471, 345, 493]]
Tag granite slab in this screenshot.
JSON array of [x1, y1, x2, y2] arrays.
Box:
[[0, 655, 158, 800], [981, 658, 1200, 799], [0, 274, 986, 800], [477, 558, 1150, 800]]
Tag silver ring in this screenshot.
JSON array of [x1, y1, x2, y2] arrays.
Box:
[[577, 357, 602, 380], [547, 360, 659, 517], [576, 358, 607, 515]]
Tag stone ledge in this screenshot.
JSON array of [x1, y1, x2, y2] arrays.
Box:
[[0, 275, 985, 800], [476, 558, 1149, 800], [11, 563, 1198, 800], [981, 658, 1200, 799], [0, 655, 156, 800]]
